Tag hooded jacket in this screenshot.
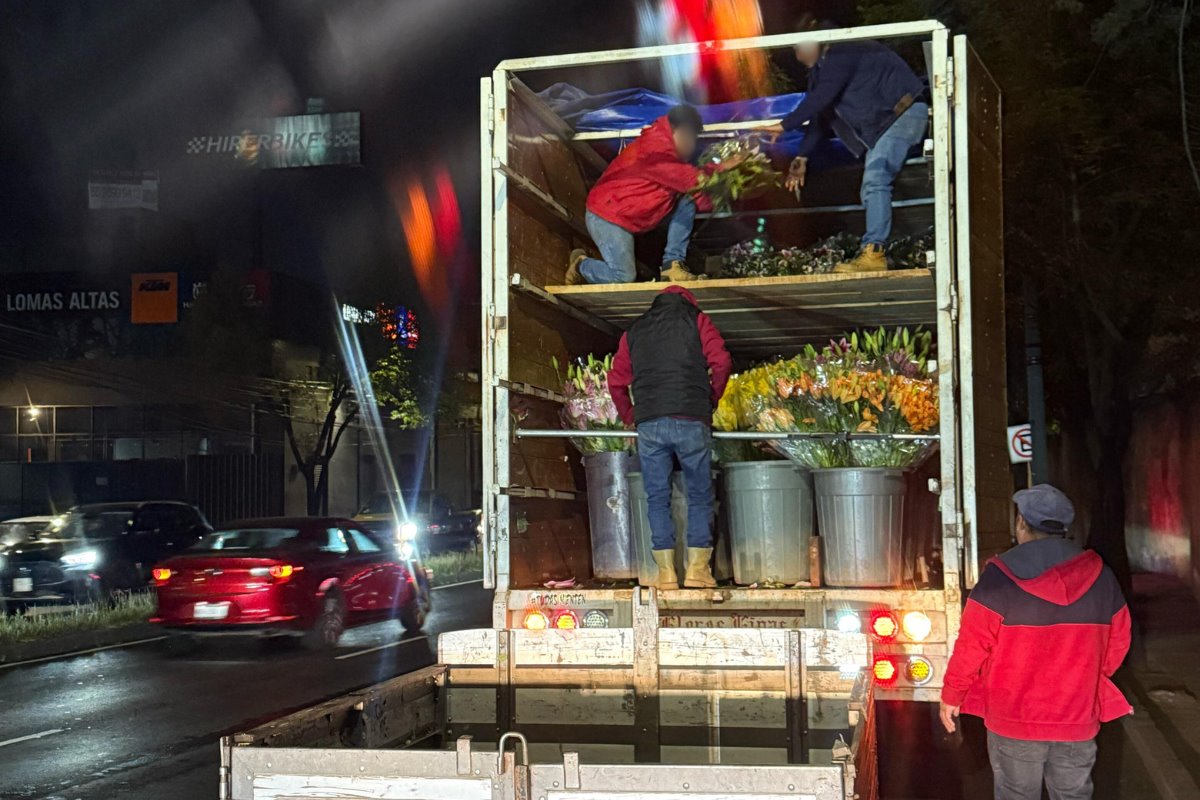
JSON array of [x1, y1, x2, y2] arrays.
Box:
[[942, 537, 1133, 741], [587, 117, 715, 234], [608, 285, 732, 426]]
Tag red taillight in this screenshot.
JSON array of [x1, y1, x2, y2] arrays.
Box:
[[151, 568, 172, 583], [870, 611, 899, 642], [552, 610, 579, 630], [873, 656, 898, 685], [269, 564, 294, 582]]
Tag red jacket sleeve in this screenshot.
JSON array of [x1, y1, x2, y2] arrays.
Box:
[[941, 597, 1003, 706], [608, 333, 635, 427], [639, 150, 704, 195], [697, 312, 732, 408], [1103, 604, 1132, 677]]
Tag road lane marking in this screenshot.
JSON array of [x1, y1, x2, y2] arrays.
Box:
[[431, 578, 484, 591], [0, 636, 167, 671], [334, 635, 429, 661], [0, 728, 65, 748]]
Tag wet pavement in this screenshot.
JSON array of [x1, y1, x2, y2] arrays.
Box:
[[0, 582, 492, 800]]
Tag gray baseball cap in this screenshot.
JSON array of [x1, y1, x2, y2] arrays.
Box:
[[1013, 484, 1075, 535]]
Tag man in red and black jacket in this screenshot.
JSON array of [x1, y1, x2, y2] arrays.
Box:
[[608, 285, 731, 589], [941, 484, 1132, 800], [566, 105, 741, 286]]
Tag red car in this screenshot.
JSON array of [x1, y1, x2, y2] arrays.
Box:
[[150, 518, 430, 649]]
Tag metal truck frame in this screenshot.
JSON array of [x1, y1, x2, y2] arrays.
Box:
[[478, 20, 1007, 703]]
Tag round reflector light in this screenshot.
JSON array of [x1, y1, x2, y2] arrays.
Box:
[[835, 612, 862, 634], [872, 656, 898, 685], [907, 656, 934, 685], [582, 609, 610, 628], [902, 611, 933, 641], [870, 611, 899, 642], [552, 610, 579, 630], [523, 609, 549, 630]]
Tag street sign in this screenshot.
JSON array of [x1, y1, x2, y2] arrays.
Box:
[[1007, 423, 1033, 464]]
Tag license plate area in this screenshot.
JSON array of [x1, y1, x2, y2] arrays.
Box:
[[193, 601, 230, 620], [13, 577, 33, 593]]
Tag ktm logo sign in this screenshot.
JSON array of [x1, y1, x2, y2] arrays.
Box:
[[131, 272, 178, 324]]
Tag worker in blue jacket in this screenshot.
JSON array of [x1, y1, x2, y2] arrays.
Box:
[[767, 22, 928, 274]]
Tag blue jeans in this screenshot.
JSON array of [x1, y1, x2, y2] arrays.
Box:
[[861, 102, 929, 247], [987, 732, 1096, 800], [637, 417, 713, 550], [580, 197, 697, 284]]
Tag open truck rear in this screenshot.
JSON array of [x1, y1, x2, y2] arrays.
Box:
[[220, 19, 1008, 800]]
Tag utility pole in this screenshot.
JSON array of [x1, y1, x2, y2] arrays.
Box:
[[1024, 278, 1049, 484]]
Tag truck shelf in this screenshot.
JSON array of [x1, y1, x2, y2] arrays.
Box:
[[545, 268, 937, 358]]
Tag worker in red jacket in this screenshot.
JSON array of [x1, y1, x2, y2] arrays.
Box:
[[567, 105, 740, 286], [608, 285, 732, 589], [940, 484, 1132, 800]]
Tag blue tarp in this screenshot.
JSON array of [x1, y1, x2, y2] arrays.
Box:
[[536, 83, 857, 169]]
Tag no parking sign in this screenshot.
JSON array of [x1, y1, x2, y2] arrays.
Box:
[[1007, 424, 1033, 464]]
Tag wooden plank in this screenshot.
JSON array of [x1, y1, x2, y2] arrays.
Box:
[[514, 628, 635, 666], [508, 77, 609, 175], [544, 270, 936, 357]]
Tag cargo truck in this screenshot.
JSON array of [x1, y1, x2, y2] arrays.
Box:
[[220, 20, 1007, 800]]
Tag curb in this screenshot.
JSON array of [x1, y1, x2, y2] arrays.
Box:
[[0, 622, 161, 666]]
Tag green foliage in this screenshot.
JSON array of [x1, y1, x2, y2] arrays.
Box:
[[695, 139, 783, 211], [370, 347, 429, 429]]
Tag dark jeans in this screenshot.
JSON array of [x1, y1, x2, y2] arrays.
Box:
[[636, 417, 713, 550], [988, 731, 1097, 800]]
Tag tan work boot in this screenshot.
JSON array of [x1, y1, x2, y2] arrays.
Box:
[[660, 260, 705, 283], [565, 249, 588, 285], [650, 549, 679, 589], [683, 547, 717, 589], [833, 243, 888, 274]]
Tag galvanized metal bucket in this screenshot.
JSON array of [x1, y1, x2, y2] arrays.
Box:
[[723, 461, 814, 586], [813, 467, 906, 587], [583, 451, 640, 580]]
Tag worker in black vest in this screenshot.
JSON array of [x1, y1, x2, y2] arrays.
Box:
[[608, 285, 733, 588]]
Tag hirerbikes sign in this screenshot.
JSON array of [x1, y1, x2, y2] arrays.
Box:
[[185, 112, 361, 169]]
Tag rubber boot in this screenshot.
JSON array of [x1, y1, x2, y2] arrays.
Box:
[[565, 249, 588, 285], [650, 549, 678, 589], [833, 243, 887, 274], [683, 547, 717, 589], [660, 260, 704, 283]]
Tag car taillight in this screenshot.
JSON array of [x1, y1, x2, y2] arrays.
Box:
[[902, 611, 933, 642], [269, 564, 294, 582], [870, 611, 899, 642], [872, 656, 898, 685], [523, 609, 549, 630], [552, 610, 579, 630], [151, 568, 172, 583]]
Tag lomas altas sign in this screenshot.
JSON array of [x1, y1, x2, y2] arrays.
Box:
[[5, 289, 120, 312]]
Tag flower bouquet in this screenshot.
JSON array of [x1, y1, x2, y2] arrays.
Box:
[[713, 364, 788, 463], [555, 353, 631, 455], [748, 328, 939, 470], [695, 138, 782, 213]]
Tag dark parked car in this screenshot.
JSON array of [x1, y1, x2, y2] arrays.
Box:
[[354, 490, 481, 555], [0, 501, 211, 609], [150, 518, 430, 648]]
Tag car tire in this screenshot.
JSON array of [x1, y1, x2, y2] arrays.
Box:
[[400, 572, 432, 634], [303, 592, 346, 650]]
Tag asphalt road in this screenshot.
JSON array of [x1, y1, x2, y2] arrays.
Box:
[[0, 581, 492, 800]]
